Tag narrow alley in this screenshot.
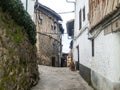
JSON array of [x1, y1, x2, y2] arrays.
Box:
[[31, 65, 93, 90]]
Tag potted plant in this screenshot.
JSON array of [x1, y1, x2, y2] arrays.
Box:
[[70, 60, 75, 71]]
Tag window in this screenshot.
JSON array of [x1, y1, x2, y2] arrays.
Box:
[[83, 6, 85, 21], [76, 45, 79, 70], [51, 23, 57, 32], [51, 23, 54, 30], [54, 25, 56, 31], [92, 39, 94, 57], [51, 57, 55, 67], [79, 10, 82, 30], [38, 15, 43, 24]]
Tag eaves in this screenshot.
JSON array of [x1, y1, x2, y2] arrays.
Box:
[[90, 7, 120, 33]]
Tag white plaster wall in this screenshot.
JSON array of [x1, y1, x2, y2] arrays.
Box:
[[92, 31, 120, 82], [73, 0, 120, 83], [73, 0, 92, 68], [21, 0, 26, 9], [21, 0, 35, 20], [74, 0, 89, 37], [73, 30, 92, 67]]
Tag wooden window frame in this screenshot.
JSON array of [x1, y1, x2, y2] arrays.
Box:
[[79, 9, 82, 30], [92, 39, 94, 57], [83, 6, 85, 21], [38, 15, 43, 24]]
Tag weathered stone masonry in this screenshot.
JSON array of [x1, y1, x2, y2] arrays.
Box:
[[0, 8, 39, 90], [35, 2, 63, 67]]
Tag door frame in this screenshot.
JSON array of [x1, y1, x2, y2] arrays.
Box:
[[51, 57, 55, 67], [76, 45, 80, 70]]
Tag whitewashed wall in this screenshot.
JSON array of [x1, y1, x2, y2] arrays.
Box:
[[73, 30, 92, 67], [74, 0, 89, 37], [92, 31, 120, 82], [73, 0, 91, 68], [73, 0, 120, 89]]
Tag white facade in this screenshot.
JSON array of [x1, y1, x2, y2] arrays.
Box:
[[73, 0, 91, 68], [91, 31, 120, 82], [21, 0, 35, 20], [73, 0, 120, 90], [90, 25, 120, 90]]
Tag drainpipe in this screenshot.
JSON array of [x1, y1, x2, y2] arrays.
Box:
[[26, 0, 28, 11], [66, 0, 75, 3], [58, 0, 75, 14], [36, 0, 38, 2], [66, 0, 76, 13]]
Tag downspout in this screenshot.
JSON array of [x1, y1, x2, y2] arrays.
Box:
[[66, 0, 75, 3], [66, 0, 76, 9], [26, 0, 28, 11], [36, 0, 38, 2], [58, 0, 75, 14]]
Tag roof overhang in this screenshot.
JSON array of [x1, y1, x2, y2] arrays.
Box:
[[66, 19, 74, 36], [34, 2, 62, 21]]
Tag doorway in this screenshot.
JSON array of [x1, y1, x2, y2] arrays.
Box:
[[76, 45, 80, 70], [52, 57, 55, 67]]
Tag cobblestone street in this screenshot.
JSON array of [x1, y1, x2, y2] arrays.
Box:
[[31, 65, 93, 90]]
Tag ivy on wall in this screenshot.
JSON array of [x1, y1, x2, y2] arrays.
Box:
[[0, 0, 36, 45]]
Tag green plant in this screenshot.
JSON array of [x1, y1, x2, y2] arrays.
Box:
[[0, 0, 36, 45]]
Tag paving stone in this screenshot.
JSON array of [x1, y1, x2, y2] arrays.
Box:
[[31, 65, 93, 90]]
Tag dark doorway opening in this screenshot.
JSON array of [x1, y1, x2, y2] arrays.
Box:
[[52, 57, 55, 67], [61, 57, 65, 67], [76, 45, 80, 70]]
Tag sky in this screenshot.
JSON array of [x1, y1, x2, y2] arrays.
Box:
[[38, 0, 75, 53]]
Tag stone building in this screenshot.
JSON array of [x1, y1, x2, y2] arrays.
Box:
[[0, 0, 39, 89], [71, 0, 120, 90], [66, 19, 74, 67], [72, 0, 91, 85], [34, 1, 64, 66]]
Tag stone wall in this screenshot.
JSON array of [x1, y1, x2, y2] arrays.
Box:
[[0, 9, 39, 90], [37, 34, 60, 66], [35, 9, 62, 67]]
